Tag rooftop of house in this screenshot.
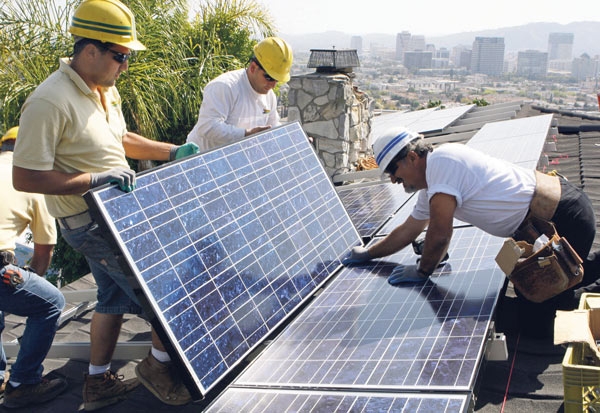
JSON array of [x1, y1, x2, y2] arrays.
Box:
[[3, 101, 600, 412]]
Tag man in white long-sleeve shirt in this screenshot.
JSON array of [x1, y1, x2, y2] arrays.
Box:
[[186, 37, 293, 152]]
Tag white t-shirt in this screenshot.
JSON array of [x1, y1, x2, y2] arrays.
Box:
[[411, 143, 536, 237], [186, 68, 279, 152]]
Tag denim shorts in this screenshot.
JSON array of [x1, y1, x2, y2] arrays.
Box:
[[60, 221, 142, 315]]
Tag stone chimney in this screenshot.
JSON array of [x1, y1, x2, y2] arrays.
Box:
[[287, 49, 373, 178]]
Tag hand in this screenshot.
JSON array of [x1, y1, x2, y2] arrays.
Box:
[[388, 264, 429, 285], [170, 143, 199, 161], [245, 126, 271, 136], [342, 246, 371, 265], [90, 167, 136, 192]]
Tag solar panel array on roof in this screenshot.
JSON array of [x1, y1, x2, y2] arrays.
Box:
[[84, 122, 362, 397], [466, 114, 552, 169], [205, 388, 469, 412], [336, 182, 412, 239], [371, 105, 475, 140], [231, 227, 505, 393]]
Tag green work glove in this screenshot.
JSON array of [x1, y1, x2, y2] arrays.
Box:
[[169, 142, 199, 161], [90, 167, 136, 192]]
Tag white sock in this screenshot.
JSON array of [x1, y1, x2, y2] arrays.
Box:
[[89, 363, 111, 375], [151, 347, 171, 363]]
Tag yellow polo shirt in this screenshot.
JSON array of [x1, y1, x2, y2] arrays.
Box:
[[13, 58, 129, 218], [0, 151, 56, 252]]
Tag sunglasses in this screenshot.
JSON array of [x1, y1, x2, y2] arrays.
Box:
[[105, 48, 133, 64], [253, 59, 277, 82], [95, 42, 132, 64]]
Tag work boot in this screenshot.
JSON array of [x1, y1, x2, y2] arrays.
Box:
[[3, 377, 68, 409], [82, 370, 139, 411], [0, 371, 10, 394], [135, 353, 191, 406]]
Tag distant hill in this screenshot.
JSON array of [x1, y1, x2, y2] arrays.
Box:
[[281, 22, 600, 57]]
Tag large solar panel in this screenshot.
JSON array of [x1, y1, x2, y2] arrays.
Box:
[[84, 122, 362, 397], [336, 182, 412, 238], [232, 227, 505, 392], [466, 114, 552, 169], [205, 388, 469, 412], [371, 105, 474, 139]]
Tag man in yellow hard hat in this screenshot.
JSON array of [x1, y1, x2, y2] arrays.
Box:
[[186, 37, 294, 151], [0, 126, 67, 409], [12, 1, 197, 410]]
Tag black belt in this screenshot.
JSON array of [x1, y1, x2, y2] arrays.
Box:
[[58, 210, 93, 230]]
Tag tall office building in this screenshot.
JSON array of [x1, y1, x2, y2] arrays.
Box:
[[410, 35, 426, 51], [571, 53, 599, 81], [547, 32, 574, 72], [403, 51, 433, 70], [548, 33, 574, 60], [395, 31, 411, 60], [471, 37, 505, 76], [517, 50, 548, 78], [350, 36, 363, 55]]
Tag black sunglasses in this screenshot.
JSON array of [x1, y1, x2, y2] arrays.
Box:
[[105, 48, 133, 64], [95, 42, 132, 64], [253, 59, 277, 82]]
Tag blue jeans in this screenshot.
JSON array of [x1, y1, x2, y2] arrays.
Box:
[[0, 265, 65, 384], [0, 311, 6, 382], [60, 221, 142, 314]]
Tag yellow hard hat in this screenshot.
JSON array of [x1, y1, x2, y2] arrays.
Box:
[[1, 127, 18, 143], [69, 0, 146, 51], [253, 37, 293, 83]]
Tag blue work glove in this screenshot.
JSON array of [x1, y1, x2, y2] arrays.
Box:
[[170, 142, 199, 161], [388, 264, 429, 285], [342, 246, 372, 265], [90, 167, 136, 192]]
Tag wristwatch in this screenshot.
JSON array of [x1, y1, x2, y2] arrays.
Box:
[[417, 268, 432, 278]]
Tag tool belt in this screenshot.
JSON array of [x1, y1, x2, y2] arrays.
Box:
[[529, 170, 560, 220], [509, 215, 583, 303]]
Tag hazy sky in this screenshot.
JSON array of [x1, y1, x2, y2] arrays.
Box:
[[249, 0, 600, 36]]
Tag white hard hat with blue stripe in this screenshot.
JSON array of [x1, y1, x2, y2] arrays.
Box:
[[373, 127, 421, 175]]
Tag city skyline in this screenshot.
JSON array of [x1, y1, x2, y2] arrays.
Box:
[[203, 0, 600, 37]]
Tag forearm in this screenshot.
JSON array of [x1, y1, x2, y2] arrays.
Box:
[[368, 216, 427, 258], [417, 228, 452, 275], [13, 166, 91, 195], [30, 243, 54, 276], [122, 132, 174, 161]]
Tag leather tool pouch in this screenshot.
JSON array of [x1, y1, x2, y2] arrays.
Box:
[[509, 216, 583, 303]]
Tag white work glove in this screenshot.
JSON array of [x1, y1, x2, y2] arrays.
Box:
[[342, 246, 372, 265], [388, 264, 429, 285], [90, 167, 136, 192]]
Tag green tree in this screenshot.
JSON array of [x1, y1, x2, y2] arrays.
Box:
[[0, 0, 276, 284]]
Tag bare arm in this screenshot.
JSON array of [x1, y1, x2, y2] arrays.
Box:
[[13, 166, 91, 195], [122, 132, 175, 161], [30, 243, 54, 276], [367, 215, 428, 258], [418, 193, 456, 274]]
